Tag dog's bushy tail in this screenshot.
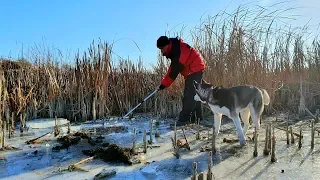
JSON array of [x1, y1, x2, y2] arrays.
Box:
[[261, 89, 270, 105]]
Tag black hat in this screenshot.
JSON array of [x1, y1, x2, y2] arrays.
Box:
[[157, 36, 170, 48]]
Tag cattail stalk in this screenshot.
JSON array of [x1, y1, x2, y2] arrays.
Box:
[[212, 125, 216, 154], [143, 129, 147, 153], [253, 127, 258, 157], [207, 151, 214, 180], [298, 126, 302, 149], [311, 120, 315, 149], [149, 120, 153, 144], [286, 114, 290, 146], [263, 125, 269, 156], [192, 162, 198, 180], [271, 127, 277, 163], [290, 126, 295, 144], [132, 128, 136, 154], [2, 121, 6, 148]]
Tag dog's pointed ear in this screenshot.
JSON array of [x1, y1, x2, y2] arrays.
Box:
[[201, 79, 210, 85], [193, 80, 198, 89], [193, 80, 198, 85]]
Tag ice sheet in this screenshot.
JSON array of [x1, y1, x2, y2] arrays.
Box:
[[1, 114, 320, 180]]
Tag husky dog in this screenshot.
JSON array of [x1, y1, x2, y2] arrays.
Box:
[[193, 80, 270, 146]]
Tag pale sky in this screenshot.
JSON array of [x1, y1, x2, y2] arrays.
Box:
[[0, 0, 319, 69]]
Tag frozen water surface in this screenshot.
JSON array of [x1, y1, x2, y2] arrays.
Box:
[[1, 113, 320, 180]]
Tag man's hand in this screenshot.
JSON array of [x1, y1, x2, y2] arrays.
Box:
[[158, 84, 166, 90]]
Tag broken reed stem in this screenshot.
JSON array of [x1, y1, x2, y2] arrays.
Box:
[[290, 126, 295, 144], [143, 129, 147, 153], [253, 127, 258, 157], [174, 122, 177, 148], [182, 128, 191, 150], [11, 112, 14, 137], [2, 121, 6, 148], [271, 126, 277, 163], [0, 131, 1, 149], [67, 156, 95, 172], [132, 128, 136, 154], [212, 125, 216, 154], [2, 121, 7, 148], [54, 116, 60, 137], [149, 120, 153, 144], [286, 114, 290, 146], [268, 124, 272, 151], [311, 120, 315, 150], [305, 107, 318, 122], [171, 122, 180, 158], [196, 125, 200, 140], [275, 126, 303, 138], [263, 125, 269, 156], [0, 120, 1, 147], [192, 162, 198, 180], [299, 126, 302, 149], [1, 129, 4, 149], [171, 137, 179, 158], [207, 151, 214, 180], [155, 128, 160, 138], [25, 131, 52, 144], [196, 118, 200, 140], [198, 172, 204, 180], [72, 156, 95, 167], [67, 121, 71, 134], [20, 113, 24, 133], [8, 124, 11, 139]]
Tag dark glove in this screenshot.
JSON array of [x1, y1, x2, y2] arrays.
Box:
[[158, 84, 166, 90]]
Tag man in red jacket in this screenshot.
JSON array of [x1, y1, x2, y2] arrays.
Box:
[[156, 36, 206, 126]]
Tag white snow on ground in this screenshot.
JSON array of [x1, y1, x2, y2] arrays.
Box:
[[25, 118, 69, 129], [1, 114, 320, 180]]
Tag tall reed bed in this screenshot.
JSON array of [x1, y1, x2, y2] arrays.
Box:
[[189, 3, 320, 115], [0, 3, 320, 127]]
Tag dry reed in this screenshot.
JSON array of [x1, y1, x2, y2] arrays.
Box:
[[0, 3, 320, 124]]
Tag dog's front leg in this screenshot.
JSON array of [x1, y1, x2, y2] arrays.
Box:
[[231, 115, 247, 146], [214, 113, 222, 136]]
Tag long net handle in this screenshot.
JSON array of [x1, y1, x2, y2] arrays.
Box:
[[122, 89, 158, 118]]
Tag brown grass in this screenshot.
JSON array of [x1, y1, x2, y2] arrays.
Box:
[[0, 3, 320, 127]]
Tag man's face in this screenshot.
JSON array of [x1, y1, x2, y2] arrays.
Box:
[[159, 44, 169, 56]]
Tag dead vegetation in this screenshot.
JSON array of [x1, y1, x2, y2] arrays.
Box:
[[25, 131, 52, 144], [0, 3, 319, 130], [52, 131, 92, 151], [82, 144, 134, 165], [1, 3, 320, 180]]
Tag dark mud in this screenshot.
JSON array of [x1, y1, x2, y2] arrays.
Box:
[[82, 144, 134, 165]]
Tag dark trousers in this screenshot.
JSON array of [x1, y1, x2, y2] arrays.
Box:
[[178, 71, 204, 123]]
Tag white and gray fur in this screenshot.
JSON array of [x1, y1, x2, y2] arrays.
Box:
[[193, 79, 270, 146]]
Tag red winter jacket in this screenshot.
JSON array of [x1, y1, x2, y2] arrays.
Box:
[[161, 37, 206, 88]]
